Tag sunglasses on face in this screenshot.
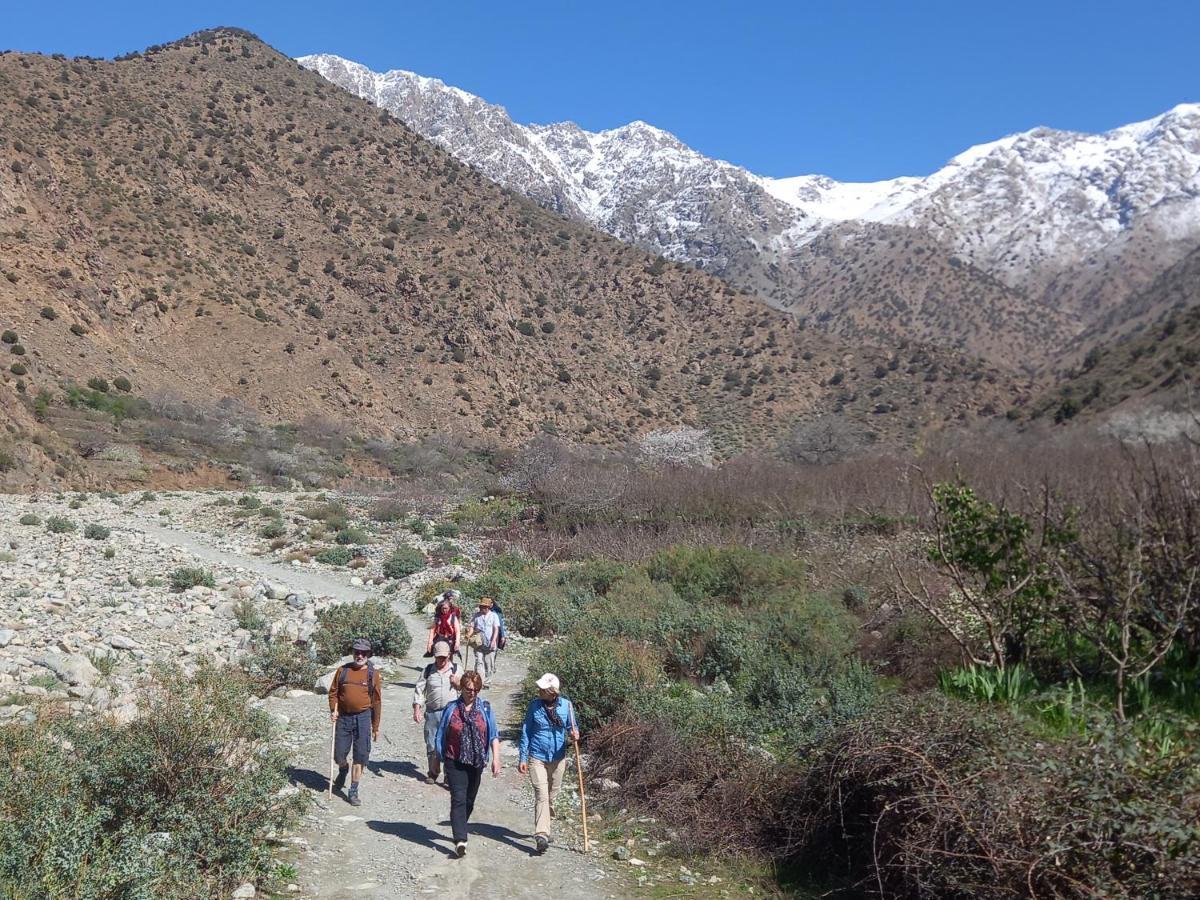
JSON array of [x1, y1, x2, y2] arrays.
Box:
[[353, 651, 369, 658]]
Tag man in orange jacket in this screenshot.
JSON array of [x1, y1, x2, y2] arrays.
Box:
[[328, 637, 383, 806]]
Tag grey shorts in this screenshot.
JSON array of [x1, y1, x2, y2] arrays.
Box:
[[334, 710, 372, 765]]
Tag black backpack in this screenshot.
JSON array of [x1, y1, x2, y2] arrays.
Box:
[[338, 662, 378, 702]]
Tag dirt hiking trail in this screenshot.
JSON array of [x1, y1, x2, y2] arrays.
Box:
[[139, 517, 624, 900]]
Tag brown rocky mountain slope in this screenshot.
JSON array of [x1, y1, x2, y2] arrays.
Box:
[[0, 28, 1017, 471]]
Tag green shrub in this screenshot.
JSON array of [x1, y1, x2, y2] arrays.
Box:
[[83, 523, 111, 540], [369, 499, 407, 522], [432, 522, 460, 538], [170, 567, 215, 591], [0, 663, 305, 898], [236, 494, 262, 509], [302, 501, 348, 530], [382, 545, 425, 579], [450, 496, 527, 528], [0, 331, 15, 344], [259, 522, 286, 540], [407, 518, 429, 536], [240, 638, 320, 696], [314, 546, 353, 566], [530, 634, 658, 733], [234, 599, 265, 632], [113, 376, 132, 392], [312, 598, 411, 664], [44, 516, 75, 534], [334, 527, 368, 546], [17, 513, 39, 526], [644, 544, 805, 606], [86, 377, 109, 393], [9, 363, 26, 376], [39, 306, 56, 321]]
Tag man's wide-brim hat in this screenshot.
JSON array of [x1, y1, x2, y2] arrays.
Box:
[[351, 638, 372, 653], [478, 597, 494, 607], [433, 640, 451, 657]]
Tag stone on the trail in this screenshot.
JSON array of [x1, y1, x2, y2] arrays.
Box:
[[349, 576, 364, 587], [629, 857, 647, 867], [265, 581, 289, 600], [36, 652, 99, 687], [597, 778, 621, 792], [285, 688, 312, 699], [285, 592, 308, 610], [612, 846, 631, 861], [231, 883, 256, 899], [108, 635, 139, 650], [0, 629, 15, 648]]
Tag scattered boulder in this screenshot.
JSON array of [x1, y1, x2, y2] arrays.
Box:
[[35, 652, 99, 687]]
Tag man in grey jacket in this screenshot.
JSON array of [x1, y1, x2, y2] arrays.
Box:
[[412, 640, 461, 784]]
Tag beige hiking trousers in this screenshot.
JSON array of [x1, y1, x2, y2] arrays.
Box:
[[529, 757, 565, 838]]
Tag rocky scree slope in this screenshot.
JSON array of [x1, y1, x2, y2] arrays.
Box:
[[300, 54, 1200, 369], [0, 29, 1015, 482]]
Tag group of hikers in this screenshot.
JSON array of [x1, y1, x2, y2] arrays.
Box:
[[326, 589, 580, 858]]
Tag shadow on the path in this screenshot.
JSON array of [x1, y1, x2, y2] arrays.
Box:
[[287, 766, 329, 792], [469, 822, 538, 856], [367, 820, 456, 857], [367, 758, 426, 782]]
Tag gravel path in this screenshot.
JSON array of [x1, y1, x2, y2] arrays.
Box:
[[133, 515, 624, 899]]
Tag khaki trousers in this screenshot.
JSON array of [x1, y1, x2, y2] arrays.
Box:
[[529, 757, 564, 838]]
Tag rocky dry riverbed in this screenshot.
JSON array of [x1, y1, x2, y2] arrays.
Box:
[[0, 489, 732, 898]]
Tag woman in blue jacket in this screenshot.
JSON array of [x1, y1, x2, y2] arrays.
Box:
[[518, 672, 580, 854], [435, 670, 500, 857]]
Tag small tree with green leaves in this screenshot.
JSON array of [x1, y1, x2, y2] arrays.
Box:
[[894, 479, 1070, 670]]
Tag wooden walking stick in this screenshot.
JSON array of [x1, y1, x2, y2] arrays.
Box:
[[570, 705, 590, 852], [327, 722, 336, 800]]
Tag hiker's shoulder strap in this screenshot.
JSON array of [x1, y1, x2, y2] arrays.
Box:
[[367, 662, 378, 701]]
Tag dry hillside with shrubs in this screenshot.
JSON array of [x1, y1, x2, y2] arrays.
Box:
[[0, 28, 1020, 489]]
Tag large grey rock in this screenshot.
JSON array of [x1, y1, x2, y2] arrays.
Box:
[[35, 652, 99, 687], [0, 629, 15, 648], [108, 635, 140, 650]]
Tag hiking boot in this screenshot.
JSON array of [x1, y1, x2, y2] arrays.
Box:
[[347, 784, 361, 807], [455, 842, 467, 858], [425, 772, 438, 785], [332, 766, 348, 792], [535, 834, 549, 855]]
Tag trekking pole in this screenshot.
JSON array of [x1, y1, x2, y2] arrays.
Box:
[[327, 723, 336, 801], [572, 731, 590, 852]]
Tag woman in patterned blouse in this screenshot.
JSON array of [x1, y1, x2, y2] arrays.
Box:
[[434, 670, 500, 857]]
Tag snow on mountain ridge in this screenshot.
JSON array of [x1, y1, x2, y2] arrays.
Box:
[[298, 52, 1200, 356]]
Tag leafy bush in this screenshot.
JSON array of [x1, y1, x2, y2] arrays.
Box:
[[369, 498, 407, 522], [240, 638, 320, 696], [382, 545, 425, 579], [432, 522, 460, 538], [312, 598, 411, 664], [237, 494, 262, 509], [334, 527, 368, 545], [530, 634, 658, 733], [44, 516, 75, 534], [259, 522, 286, 540], [17, 513, 39, 526], [644, 544, 805, 606], [302, 501, 348, 530], [86, 377, 109, 393], [314, 546, 353, 566], [170, 567, 215, 591], [0, 663, 305, 898], [450, 496, 527, 528], [113, 376, 132, 393], [233, 599, 265, 632], [83, 523, 111, 540]]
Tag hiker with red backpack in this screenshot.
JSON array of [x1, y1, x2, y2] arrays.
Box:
[[425, 591, 463, 667], [413, 639, 461, 784], [327, 637, 383, 807]]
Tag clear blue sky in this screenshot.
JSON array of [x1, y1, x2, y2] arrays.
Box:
[[4, 0, 1197, 181]]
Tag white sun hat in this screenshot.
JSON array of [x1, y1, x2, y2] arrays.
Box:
[[535, 673, 560, 691]]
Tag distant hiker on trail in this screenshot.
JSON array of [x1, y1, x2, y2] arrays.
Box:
[[425, 591, 462, 666], [413, 639, 461, 785], [434, 670, 500, 858], [466, 596, 501, 687], [518, 672, 580, 854], [328, 637, 383, 807]]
